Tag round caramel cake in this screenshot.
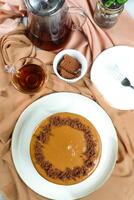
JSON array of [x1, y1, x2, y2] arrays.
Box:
[[30, 112, 101, 185]]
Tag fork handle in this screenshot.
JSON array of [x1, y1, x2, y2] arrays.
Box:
[[130, 85, 134, 89]]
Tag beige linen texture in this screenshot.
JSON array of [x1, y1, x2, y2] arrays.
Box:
[[0, 0, 134, 200]]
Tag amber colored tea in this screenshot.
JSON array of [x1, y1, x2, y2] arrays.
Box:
[[12, 64, 45, 93], [26, 28, 71, 51]]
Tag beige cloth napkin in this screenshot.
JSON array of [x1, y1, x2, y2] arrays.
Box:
[[0, 0, 134, 200], [0, 0, 26, 36]]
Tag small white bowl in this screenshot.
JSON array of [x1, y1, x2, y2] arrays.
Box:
[[53, 49, 88, 83]]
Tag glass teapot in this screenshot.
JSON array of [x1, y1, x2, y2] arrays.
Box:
[[24, 0, 87, 51]]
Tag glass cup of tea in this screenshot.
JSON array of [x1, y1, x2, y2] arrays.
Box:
[[5, 57, 48, 94]]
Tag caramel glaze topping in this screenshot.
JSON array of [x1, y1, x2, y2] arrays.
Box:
[[30, 112, 101, 185]]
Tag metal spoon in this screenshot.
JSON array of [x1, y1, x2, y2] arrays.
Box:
[[121, 77, 134, 89]]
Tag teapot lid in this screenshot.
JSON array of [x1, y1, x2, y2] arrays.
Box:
[[24, 0, 65, 16]]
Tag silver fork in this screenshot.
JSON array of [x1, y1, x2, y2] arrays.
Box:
[[121, 78, 134, 89], [107, 64, 134, 90]]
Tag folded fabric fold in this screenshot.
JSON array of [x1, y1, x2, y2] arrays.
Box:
[[0, 25, 35, 65]]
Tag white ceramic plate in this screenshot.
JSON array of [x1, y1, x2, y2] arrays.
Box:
[[11, 92, 118, 200], [91, 45, 134, 110]]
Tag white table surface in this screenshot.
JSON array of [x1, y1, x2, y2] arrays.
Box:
[[125, 0, 134, 19], [0, 1, 134, 200]]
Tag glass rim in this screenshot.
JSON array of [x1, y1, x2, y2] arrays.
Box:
[[11, 56, 48, 94], [13, 56, 46, 67]]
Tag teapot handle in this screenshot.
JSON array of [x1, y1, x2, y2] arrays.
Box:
[[67, 7, 88, 31]]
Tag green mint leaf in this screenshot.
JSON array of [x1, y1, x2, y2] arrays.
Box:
[[116, 0, 128, 4], [104, 0, 116, 7]]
